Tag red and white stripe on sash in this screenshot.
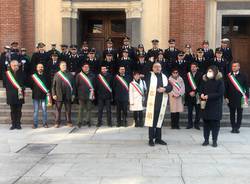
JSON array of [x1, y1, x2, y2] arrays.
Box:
[[6, 71, 22, 90], [57, 71, 73, 92], [79, 72, 95, 100], [169, 80, 181, 91], [187, 72, 197, 91], [131, 81, 143, 96], [228, 73, 248, 107], [116, 75, 129, 91], [98, 74, 112, 93]]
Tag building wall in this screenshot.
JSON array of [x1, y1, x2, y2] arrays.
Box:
[[0, 0, 34, 53], [170, 0, 206, 50]]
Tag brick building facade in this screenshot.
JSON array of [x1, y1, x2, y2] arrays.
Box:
[[0, 0, 34, 53], [0, 0, 250, 62]]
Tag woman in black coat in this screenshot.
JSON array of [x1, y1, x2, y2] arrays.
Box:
[[200, 65, 224, 147]]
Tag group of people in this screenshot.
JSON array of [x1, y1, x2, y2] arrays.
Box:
[[0, 36, 249, 147]]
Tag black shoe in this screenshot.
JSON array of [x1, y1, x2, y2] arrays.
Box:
[[16, 125, 22, 130], [235, 129, 240, 134], [96, 122, 102, 127], [10, 125, 15, 130], [155, 139, 167, 145], [212, 142, 218, 147], [186, 125, 193, 129], [194, 126, 200, 130], [149, 139, 155, 146], [87, 122, 91, 127], [231, 129, 236, 133], [116, 122, 121, 127], [176, 126, 181, 129], [77, 122, 82, 128], [202, 141, 209, 146], [108, 122, 113, 127]]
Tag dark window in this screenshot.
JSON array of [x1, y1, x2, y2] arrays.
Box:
[[88, 20, 103, 34], [111, 20, 126, 33]]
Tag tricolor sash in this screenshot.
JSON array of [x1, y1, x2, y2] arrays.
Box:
[[6, 71, 22, 90], [116, 75, 129, 91], [98, 74, 112, 93], [79, 72, 95, 100], [169, 80, 181, 91], [57, 71, 73, 93], [187, 72, 197, 91], [228, 73, 248, 108], [145, 72, 168, 128], [31, 73, 52, 106], [131, 81, 143, 96], [6, 71, 24, 99]]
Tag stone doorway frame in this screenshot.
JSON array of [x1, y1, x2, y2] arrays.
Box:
[[61, 0, 142, 46], [216, 9, 250, 47]]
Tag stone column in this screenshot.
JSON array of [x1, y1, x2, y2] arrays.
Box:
[[125, 7, 142, 47], [62, 7, 78, 46]]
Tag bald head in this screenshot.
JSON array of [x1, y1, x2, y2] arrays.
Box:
[[10, 60, 19, 72]]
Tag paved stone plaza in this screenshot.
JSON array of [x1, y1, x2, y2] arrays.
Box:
[[1, 125, 250, 184]]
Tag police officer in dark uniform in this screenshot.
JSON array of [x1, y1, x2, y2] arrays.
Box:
[[184, 44, 195, 63], [48, 43, 61, 58], [202, 40, 214, 61], [221, 38, 233, 73], [46, 52, 60, 89], [195, 48, 209, 74], [173, 51, 188, 79], [60, 44, 70, 62], [10, 42, 20, 60], [164, 39, 180, 63], [147, 39, 163, 60], [156, 50, 168, 76], [113, 66, 131, 127], [67, 45, 81, 75], [136, 44, 147, 60], [118, 48, 134, 76], [212, 48, 227, 77], [86, 48, 100, 76], [103, 38, 118, 62], [96, 65, 113, 127], [31, 42, 49, 74], [120, 36, 136, 61], [19, 48, 31, 87], [101, 51, 117, 76], [0, 46, 11, 81], [134, 52, 147, 79], [225, 62, 249, 134], [79, 41, 89, 61]]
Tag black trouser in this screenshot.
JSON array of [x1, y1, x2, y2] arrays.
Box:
[[229, 107, 243, 130], [149, 109, 162, 140], [171, 112, 180, 128], [187, 103, 200, 127], [55, 101, 72, 124], [203, 119, 220, 142], [116, 101, 128, 125], [10, 104, 22, 127], [98, 98, 111, 124], [133, 111, 143, 127]]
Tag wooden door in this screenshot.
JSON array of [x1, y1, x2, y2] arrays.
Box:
[[81, 11, 126, 52], [231, 36, 250, 85]]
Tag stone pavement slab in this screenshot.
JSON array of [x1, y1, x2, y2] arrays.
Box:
[[0, 125, 250, 184]]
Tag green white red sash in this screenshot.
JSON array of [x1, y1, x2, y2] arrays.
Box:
[[187, 72, 197, 91], [58, 71, 73, 93], [116, 75, 129, 91], [6, 71, 22, 91], [228, 73, 248, 108], [169, 81, 181, 91], [131, 81, 143, 96], [98, 74, 112, 93], [79, 72, 95, 100], [31, 73, 52, 106]]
